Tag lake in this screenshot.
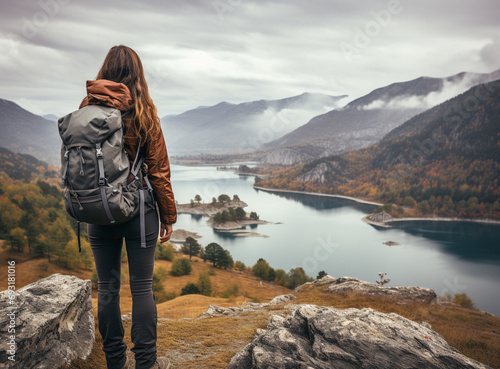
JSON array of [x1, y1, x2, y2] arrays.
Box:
[[170, 164, 500, 315]]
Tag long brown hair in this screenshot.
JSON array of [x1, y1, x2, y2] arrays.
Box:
[[96, 45, 160, 144]]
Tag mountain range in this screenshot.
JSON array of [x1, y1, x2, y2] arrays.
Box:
[[161, 92, 347, 155], [0, 99, 60, 165], [1, 68, 499, 167], [256, 78, 500, 219], [260, 69, 500, 164]]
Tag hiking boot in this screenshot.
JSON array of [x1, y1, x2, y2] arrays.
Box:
[[149, 356, 172, 369]]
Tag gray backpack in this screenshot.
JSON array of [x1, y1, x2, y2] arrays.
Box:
[[58, 105, 155, 252]]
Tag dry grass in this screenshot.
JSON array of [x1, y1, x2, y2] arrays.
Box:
[[0, 248, 289, 315], [2, 249, 499, 368], [154, 313, 271, 368], [0, 248, 93, 288], [115, 254, 290, 315], [155, 294, 248, 319], [62, 308, 272, 369], [151, 255, 289, 302]]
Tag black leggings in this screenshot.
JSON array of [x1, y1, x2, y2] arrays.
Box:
[[88, 209, 159, 369]]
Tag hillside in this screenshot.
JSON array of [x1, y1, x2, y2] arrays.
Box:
[[162, 92, 346, 155], [256, 79, 500, 219], [0, 98, 60, 165], [0, 146, 58, 181], [261, 69, 500, 164], [47, 274, 499, 369]]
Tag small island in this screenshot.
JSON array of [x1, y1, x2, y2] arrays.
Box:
[[176, 194, 270, 237], [170, 229, 201, 244], [383, 241, 400, 246]]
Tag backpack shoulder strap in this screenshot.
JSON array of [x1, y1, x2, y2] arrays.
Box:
[[130, 137, 144, 179]]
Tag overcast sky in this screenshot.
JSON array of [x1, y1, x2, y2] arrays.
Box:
[[1, 0, 499, 117]]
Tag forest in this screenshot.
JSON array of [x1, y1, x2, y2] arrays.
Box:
[[256, 80, 500, 220], [0, 146, 92, 268]]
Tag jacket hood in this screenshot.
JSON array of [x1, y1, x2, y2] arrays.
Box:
[[79, 79, 133, 111]]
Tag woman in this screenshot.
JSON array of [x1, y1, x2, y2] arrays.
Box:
[[80, 45, 176, 369]]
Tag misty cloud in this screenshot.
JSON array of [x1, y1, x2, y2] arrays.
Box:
[[480, 37, 500, 69], [0, 0, 499, 117], [361, 72, 499, 111]]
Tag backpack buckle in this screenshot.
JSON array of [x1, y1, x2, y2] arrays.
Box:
[[99, 177, 107, 186], [96, 148, 103, 158]]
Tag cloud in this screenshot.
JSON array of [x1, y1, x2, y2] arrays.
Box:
[[0, 0, 499, 117], [479, 37, 500, 69], [361, 72, 498, 111]]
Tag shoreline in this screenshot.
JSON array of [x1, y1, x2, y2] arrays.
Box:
[[362, 214, 500, 228], [254, 186, 500, 225], [252, 185, 383, 206], [171, 160, 258, 167], [361, 215, 392, 228], [209, 219, 270, 238], [388, 217, 500, 225]]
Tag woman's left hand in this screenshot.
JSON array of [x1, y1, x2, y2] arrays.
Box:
[[160, 223, 173, 243]]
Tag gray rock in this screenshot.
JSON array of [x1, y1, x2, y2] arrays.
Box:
[[326, 276, 437, 304], [198, 294, 297, 319], [228, 305, 491, 369], [260, 147, 317, 165], [198, 305, 247, 318], [0, 273, 94, 369], [294, 275, 337, 292], [366, 211, 393, 223], [197, 303, 270, 318], [268, 294, 295, 305]]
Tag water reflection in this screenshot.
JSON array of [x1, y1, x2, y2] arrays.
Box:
[[172, 165, 500, 315], [258, 190, 377, 213], [393, 221, 500, 264]]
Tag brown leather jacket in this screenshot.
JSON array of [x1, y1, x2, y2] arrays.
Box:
[[79, 79, 177, 225]]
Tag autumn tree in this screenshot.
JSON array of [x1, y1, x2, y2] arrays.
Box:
[[198, 273, 213, 296], [252, 258, 271, 280], [287, 267, 313, 289]]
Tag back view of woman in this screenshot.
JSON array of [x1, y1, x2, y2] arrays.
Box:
[[80, 45, 176, 369]]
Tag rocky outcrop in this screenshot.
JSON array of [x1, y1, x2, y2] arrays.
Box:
[[260, 147, 318, 165], [198, 294, 296, 318], [321, 277, 437, 304], [366, 211, 393, 223], [296, 160, 342, 184], [0, 273, 94, 369], [228, 305, 491, 369], [198, 304, 262, 318]]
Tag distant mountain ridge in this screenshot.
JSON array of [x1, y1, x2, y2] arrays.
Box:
[[262, 69, 500, 164], [2, 68, 499, 165], [257, 79, 500, 219], [0, 98, 60, 165], [161, 92, 347, 155], [43, 114, 60, 122]]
